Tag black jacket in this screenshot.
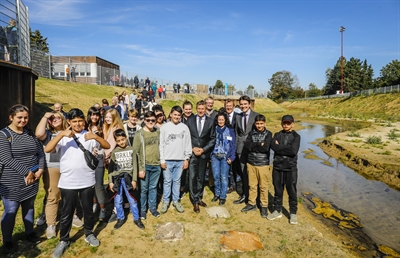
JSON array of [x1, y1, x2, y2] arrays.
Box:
[[244, 128, 272, 166], [271, 130, 300, 172], [186, 114, 216, 159]]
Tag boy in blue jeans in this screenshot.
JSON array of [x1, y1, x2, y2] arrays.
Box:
[[108, 129, 144, 229]]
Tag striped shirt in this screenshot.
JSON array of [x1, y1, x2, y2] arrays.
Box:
[[0, 127, 45, 202]]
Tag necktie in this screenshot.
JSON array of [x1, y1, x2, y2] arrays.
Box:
[[243, 113, 247, 131], [197, 117, 202, 135]]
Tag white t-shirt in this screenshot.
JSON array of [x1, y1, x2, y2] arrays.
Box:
[[56, 130, 99, 189]]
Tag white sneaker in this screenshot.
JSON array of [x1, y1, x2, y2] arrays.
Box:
[[267, 210, 282, 220], [85, 234, 100, 247], [290, 214, 298, 225], [72, 215, 83, 228], [46, 224, 57, 239]]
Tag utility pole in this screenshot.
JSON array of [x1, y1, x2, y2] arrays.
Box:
[[340, 26, 345, 94]]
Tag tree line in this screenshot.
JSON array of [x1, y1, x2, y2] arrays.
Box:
[[268, 58, 400, 102]]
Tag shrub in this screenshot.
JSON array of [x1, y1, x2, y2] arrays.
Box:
[[365, 135, 382, 144], [388, 129, 400, 140], [347, 130, 361, 137]]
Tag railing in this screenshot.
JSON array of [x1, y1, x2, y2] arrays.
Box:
[[0, 0, 30, 66], [294, 84, 400, 101]]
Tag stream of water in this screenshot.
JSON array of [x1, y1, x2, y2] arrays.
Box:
[[297, 123, 400, 251]]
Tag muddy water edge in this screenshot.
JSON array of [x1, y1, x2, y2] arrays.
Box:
[[296, 122, 400, 256]]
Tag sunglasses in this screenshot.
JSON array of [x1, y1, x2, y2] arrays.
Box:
[[49, 116, 62, 122], [145, 119, 156, 123]]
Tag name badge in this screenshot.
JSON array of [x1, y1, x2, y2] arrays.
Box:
[[226, 136, 232, 141]]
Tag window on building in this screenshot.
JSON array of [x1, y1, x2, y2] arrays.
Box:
[[80, 72, 85, 76], [87, 72, 91, 76]]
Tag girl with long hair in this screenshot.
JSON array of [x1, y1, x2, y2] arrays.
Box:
[[0, 104, 45, 253], [35, 111, 69, 239], [86, 107, 108, 220]]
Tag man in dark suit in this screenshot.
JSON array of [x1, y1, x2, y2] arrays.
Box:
[[233, 95, 259, 204], [186, 100, 216, 213]]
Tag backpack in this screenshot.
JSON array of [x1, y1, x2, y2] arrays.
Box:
[[0, 128, 12, 174]]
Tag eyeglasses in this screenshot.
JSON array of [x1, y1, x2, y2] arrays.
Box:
[[145, 119, 156, 123]]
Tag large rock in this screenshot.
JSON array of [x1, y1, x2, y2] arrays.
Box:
[[220, 231, 263, 252], [205, 206, 231, 218], [154, 222, 184, 241]]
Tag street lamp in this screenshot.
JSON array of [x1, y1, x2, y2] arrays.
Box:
[[340, 26, 345, 94]]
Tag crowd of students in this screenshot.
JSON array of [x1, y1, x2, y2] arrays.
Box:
[[0, 94, 300, 257]]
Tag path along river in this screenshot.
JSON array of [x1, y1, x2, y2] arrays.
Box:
[[296, 123, 400, 251]]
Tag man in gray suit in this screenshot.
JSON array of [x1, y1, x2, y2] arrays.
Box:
[[233, 95, 259, 204]]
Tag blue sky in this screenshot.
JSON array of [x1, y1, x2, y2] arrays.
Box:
[[26, 0, 399, 92]]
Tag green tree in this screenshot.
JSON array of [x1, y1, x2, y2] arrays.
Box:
[[306, 83, 321, 97], [376, 60, 400, 87], [324, 59, 343, 95], [214, 79, 224, 89], [30, 29, 49, 52], [247, 85, 254, 90], [268, 70, 298, 101]]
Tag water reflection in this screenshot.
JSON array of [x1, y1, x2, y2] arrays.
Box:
[[297, 123, 400, 251]]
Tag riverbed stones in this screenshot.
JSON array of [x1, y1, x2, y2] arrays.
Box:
[[154, 222, 184, 241], [205, 206, 231, 218], [220, 231, 263, 252]]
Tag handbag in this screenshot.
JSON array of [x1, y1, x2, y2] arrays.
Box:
[[72, 134, 99, 170]]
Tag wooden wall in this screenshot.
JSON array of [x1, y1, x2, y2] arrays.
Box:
[[0, 61, 38, 129]]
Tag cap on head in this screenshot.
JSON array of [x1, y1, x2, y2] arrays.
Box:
[[282, 115, 294, 123]]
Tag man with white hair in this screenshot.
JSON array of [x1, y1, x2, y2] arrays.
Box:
[[53, 103, 67, 118]]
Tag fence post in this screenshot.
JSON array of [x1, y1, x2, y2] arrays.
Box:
[[48, 53, 51, 79]]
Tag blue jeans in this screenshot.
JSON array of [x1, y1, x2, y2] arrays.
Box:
[[140, 165, 161, 213], [114, 178, 139, 221], [211, 155, 230, 200], [1, 195, 36, 243], [163, 160, 184, 203]]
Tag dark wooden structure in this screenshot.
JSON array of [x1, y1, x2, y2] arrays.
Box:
[[0, 61, 38, 129]]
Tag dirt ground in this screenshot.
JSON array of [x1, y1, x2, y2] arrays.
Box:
[[317, 121, 400, 191], [28, 181, 361, 258]]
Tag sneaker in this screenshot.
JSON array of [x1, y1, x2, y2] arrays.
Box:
[[85, 234, 100, 247], [260, 207, 268, 218], [72, 215, 83, 228], [99, 208, 107, 221], [92, 203, 98, 214], [150, 210, 160, 218], [53, 241, 70, 258], [46, 225, 57, 239], [114, 219, 126, 229], [267, 210, 283, 221], [26, 232, 41, 244], [173, 201, 184, 213], [160, 202, 169, 214], [140, 211, 146, 220], [134, 219, 145, 229], [108, 212, 118, 223], [290, 214, 298, 225], [35, 212, 46, 226], [3, 242, 16, 254], [241, 204, 257, 212]]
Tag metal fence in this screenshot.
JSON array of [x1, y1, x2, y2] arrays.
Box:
[[295, 84, 400, 101], [0, 0, 30, 66]]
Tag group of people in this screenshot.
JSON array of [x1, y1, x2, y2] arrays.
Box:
[[0, 19, 18, 64], [0, 95, 300, 258]]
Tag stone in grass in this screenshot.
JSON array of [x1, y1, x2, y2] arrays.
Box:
[[220, 231, 263, 252], [205, 206, 231, 218], [154, 222, 184, 241]]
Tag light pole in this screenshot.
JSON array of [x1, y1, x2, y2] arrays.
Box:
[[340, 26, 345, 94]]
